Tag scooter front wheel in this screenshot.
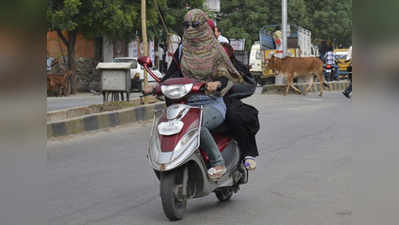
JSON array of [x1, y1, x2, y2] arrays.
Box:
[[160, 171, 187, 221], [215, 188, 234, 202]]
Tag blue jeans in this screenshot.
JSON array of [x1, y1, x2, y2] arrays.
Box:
[[201, 106, 225, 167]]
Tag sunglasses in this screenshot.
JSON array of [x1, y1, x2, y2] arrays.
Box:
[[183, 21, 204, 29]]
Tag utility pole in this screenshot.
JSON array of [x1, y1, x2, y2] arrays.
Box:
[[275, 0, 288, 85], [282, 0, 287, 57], [141, 0, 149, 87], [141, 0, 149, 104]]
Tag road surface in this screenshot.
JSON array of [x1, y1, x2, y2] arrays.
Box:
[[47, 92, 352, 225]]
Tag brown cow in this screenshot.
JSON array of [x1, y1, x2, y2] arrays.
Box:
[[268, 55, 329, 96], [47, 70, 72, 96]]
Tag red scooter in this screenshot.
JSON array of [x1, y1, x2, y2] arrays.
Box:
[[137, 56, 248, 221]]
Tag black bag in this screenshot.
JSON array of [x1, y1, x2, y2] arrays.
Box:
[[224, 97, 260, 135]]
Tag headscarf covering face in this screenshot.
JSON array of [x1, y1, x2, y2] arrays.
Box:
[[180, 9, 243, 88]]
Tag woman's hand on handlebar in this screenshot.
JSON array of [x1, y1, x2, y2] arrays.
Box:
[[206, 81, 221, 92]]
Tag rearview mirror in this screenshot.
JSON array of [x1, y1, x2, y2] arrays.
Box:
[[138, 56, 153, 68]]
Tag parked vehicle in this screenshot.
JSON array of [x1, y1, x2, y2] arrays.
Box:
[[334, 49, 350, 80], [112, 57, 163, 92], [249, 42, 262, 85], [137, 56, 249, 221]]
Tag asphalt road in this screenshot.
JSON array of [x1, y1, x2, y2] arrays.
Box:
[[47, 92, 352, 225]]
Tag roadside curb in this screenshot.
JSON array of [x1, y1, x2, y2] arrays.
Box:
[[47, 102, 165, 139], [261, 80, 350, 95], [47, 97, 146, 122]]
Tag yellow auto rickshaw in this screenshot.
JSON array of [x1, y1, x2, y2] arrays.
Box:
[[334, 49, 350, 80]]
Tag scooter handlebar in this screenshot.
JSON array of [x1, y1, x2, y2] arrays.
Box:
[[143, 64, 161, 83], [137, 56, 161, 83]]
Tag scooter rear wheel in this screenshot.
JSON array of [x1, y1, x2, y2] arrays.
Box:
[[160, 171, 187, 221]]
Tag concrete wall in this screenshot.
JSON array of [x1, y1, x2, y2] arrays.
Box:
[[103, 37, 114, 62]]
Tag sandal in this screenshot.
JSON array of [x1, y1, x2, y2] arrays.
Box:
[[208, 165, 226, 180], [244, 157, 256, 170]]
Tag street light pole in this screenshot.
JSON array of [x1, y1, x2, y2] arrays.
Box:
[[141, 0, 149, 104], [282, 0, 287, 57], [275, 0, 288, 85]]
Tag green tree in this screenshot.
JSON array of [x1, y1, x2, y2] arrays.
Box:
[[305, 0, 352, 46], [47, 0, 164, 93], [288, 0, 310, 29], [159, 0, 204, 36], [218, 0, 352, 50], [218, 0, 270, 50]]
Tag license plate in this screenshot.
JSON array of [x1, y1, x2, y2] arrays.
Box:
[[326, 69, 331, 72], [158, 120, 184, 136]]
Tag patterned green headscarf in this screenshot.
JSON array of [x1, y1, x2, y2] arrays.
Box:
[[180, 9, 243, 95]]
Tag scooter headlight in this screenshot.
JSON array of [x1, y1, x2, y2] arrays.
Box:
[[161, 83, 193, 99]]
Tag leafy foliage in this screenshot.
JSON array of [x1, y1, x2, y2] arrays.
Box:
[[218, 0, 352, 50], [306, 0, 352, 46], [47, 0, 352, 53], [158, 0, 204, 37], [47, 0, 167, 41], [218, 0, 270, 50]]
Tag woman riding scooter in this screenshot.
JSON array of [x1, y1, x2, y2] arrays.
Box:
[[148, 18, 260, 171], [145, 9, 243, 179]]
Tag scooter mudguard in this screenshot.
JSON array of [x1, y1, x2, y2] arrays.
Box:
[[147, 104, 202, 172], [159, 107, 201, 153]]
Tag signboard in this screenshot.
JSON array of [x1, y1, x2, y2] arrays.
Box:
[[128, 40, 138, 58], [204, 0, 220, 12], [230, 39, 246, 51], [149, 41, 155, 64], [128, 40, 155, 59]]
